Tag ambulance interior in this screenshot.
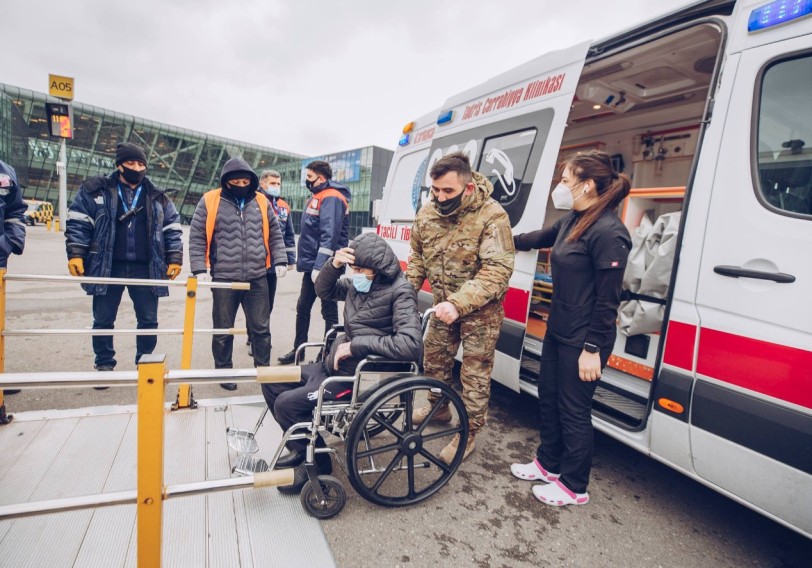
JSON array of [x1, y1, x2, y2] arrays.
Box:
[[526, 23, 724, 426]]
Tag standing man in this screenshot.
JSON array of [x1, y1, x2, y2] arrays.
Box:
[[406, 152, 515, 463], [246, 169, 296, 357], [189, 158, 287, 390], [66, 143, 183, 386], [0, 159, 27, 396], [277, 160, 351, 365]]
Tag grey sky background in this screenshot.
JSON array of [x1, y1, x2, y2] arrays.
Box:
[[5, 1, 696, 156]]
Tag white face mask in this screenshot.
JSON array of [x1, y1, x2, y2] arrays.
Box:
[[266, 186, 281, 198], [551, 181, 587, 210]]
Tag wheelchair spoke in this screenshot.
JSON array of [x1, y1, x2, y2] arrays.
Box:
[[420, 425, 463, 442], [417, 447, 452, 473], [407, 454, 416, 499], [370, 451, 405, 493], [369, 411, 406, 440], [415, 394, 450, 434], [404, 390, 415, 431], [355, 440, 401, 459]]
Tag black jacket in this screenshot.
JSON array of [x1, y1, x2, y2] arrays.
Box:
[[315, 233, 423, 371]]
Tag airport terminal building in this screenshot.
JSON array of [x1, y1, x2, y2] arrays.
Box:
[[0, 84, 391, 235]]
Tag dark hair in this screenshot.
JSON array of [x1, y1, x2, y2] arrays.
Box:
[[564, 150, 631, 242], [306, 160, 332, 180], [429, 151, 473, 185]]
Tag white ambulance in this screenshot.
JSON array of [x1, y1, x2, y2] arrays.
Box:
[[376, 0, 812, 538]]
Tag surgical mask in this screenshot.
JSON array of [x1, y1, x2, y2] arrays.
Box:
[[432, 191, 464, 215], [551, 182, 587, 210], [266, 186, 281, 198], [119, 165, 146, 186], [352, 273, 373, 293]]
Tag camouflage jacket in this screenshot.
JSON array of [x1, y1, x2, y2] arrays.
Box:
[[406, 171, 515, 318]]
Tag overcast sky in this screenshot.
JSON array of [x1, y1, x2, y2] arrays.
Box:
[[5, 0, 697, 157]]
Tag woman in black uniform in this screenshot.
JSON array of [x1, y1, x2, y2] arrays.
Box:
[[510, 150, 631, 506]]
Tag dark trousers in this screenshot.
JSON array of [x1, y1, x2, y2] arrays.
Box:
[[212, 276, 270, 368], [293, 270, 338, 348], [246, 269, 278, 346], [92, 261, 158, 368], [261, 362, 351, 453], [536, 335, 611, 494]]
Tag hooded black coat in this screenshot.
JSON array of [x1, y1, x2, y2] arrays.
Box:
[[315, 233, 422, 370]]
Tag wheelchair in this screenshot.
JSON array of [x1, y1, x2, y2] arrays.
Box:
[[227, 311, 469, 519]]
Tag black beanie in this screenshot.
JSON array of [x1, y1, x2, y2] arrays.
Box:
[[115, 143, 148, 166]]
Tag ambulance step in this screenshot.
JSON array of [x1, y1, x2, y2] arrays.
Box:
[[592, 383, 647, 428], [519, 350, 540, 385]]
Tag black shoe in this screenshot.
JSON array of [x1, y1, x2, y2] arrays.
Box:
[[277, 349, 296, 365], [3, 389, 20, 395], [277, 464, 309, 495], [247, 344, 253, 358], [220, 383, 238, 391], [275, 449, 305, 469], [95, 366, 113, 390]]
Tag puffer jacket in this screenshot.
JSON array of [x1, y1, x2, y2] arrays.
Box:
[[65, 172, 183, 297], [315, 232, 423, 369], [188, 158, 286, 281], [0, 160, 26, 268], [406, 171, 515, 318], [297, 180, 351, 272]]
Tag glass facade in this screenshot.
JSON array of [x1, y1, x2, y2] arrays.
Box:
[[0, 83, 393, 236]]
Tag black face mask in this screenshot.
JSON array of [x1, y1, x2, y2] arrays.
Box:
[[227, 183, 253, 200], [119, 165, 146, 186], [305, 178, 320, 191], [433, 191, 464, 215]]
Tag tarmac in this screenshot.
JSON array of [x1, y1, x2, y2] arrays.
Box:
[[3, 225, 810, 568]]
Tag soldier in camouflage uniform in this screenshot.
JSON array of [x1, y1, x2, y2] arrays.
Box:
[[406, 152, 515, 463]]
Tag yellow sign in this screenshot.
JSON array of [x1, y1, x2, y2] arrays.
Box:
[[48, 74, 74, 100]]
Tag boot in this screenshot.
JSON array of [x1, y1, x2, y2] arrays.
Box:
[[412, 402, 452, 427], [439, 432, 476, 465], [277, 349, 296, 365]]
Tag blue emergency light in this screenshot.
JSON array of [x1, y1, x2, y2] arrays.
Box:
[[437, 110, 454, 126], [748, 0, 812, 32], [399, 134, 410, 147]]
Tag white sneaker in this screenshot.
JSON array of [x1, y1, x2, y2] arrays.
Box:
[[532, 479, 589, 506], [510, 458, 560, 483]]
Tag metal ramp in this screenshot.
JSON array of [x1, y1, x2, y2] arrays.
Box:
[[0, 397, 335, 567]]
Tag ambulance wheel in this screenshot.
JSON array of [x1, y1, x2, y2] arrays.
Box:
[[345, 377, 468, 507], [300, 475, 346, 519]]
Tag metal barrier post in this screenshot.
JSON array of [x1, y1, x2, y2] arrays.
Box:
[[172, 276, 198, 410], [0, 268, 10, 425], [137, 354, 167, 568]]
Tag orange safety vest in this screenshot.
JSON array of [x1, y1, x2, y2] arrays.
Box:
[[203, 189, 271, 268], [305, 188, 349, 216]]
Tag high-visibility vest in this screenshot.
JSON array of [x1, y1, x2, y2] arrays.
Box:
[[203, 189, 271, 268]]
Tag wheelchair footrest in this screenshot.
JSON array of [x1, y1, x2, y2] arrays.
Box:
[[226, 428, 260, 454], [232, 453, 269, 476]]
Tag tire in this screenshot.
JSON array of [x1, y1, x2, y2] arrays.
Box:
[[345, 376, 468, 507], [300, 475, 346, 519]]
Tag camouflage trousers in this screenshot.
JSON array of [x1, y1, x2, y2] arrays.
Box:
[[423, 301, 504, 433]]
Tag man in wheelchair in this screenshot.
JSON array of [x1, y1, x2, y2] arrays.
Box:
[[262, 232, 423, 494]]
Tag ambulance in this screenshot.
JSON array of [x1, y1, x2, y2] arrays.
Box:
[[376, 0, 812, 537]]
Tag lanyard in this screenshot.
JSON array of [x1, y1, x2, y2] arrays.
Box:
[[117, 184, 142, 213]]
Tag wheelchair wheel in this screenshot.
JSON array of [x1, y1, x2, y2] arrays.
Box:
[[300, 475, 346, 519], [345, 377, 468, 507]]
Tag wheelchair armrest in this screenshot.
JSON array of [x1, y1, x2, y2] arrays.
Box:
[[355, 357, 419, 375]]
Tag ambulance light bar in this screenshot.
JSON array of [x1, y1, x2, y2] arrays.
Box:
[[399, 134, 410, 147], [437, 110, 454, 126], [748, 0, 812, 32], [403, 121, 416, 134]]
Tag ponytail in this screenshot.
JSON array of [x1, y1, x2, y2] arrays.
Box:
[[564, 151, 631, 243]]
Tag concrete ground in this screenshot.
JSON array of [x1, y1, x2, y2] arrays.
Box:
[[3, 225, 810, 567]]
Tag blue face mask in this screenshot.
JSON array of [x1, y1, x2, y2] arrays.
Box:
[[352, 273, 373, 293], [266, 186, 281, 198]]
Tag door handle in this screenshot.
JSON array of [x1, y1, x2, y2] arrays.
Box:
[[713, 265, 796, 283]]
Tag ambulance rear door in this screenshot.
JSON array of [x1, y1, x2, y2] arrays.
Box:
[[419, 41, 590, 391], [691, 5, 812, 536]]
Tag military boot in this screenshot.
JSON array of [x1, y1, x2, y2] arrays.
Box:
[[412, 401, 452, 427], [439, 432, 475, 465]]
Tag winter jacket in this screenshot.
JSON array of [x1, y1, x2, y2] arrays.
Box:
[[65, 172, 183, 297], [267, 193, 296, 266], [189, 158, 286, 281], [315, 232, 423, 370], [0, 160, 27, 268], [297, 180, 351, 272], [406, 171, 515, 318]]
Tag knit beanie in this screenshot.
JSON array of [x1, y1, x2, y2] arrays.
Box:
[[115, 143, 148, 166]]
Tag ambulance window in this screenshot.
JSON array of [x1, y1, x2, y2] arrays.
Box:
[[388, 149, 429, 222], [756, 54, 812, 217], [477, 129, 537, 207]]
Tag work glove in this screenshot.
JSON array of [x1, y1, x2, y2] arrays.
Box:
[[311, 269, 320, 284], [68, 258, 84, 277], [166, 264, 181, 280], [275, 265, 287, 278]]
